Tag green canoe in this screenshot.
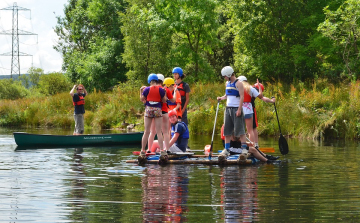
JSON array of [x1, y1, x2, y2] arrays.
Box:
[[13, 132, 143, 148]]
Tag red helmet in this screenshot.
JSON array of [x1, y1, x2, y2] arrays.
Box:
[[168, 110, 177, 117], [253, 83, 264, 92]]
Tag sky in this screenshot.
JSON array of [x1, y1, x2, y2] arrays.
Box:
[[0, 0, 68, 75]]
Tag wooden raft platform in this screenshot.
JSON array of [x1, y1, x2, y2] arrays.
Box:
[[125, 159, 254, 165]]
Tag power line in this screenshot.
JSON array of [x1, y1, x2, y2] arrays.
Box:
[[0, 2, 37, 78]]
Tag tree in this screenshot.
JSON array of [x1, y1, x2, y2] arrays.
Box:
[[54, 0, 128, 91], [121, 1, 172, 81], [226, 0, 338, 82], [318, 0, 360, 80]]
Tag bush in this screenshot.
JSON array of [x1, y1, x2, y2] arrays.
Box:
[[0, 79, 29, 100], [37, 72, 72, 95]]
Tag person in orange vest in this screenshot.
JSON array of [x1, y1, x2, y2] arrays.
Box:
[[70, 84, 87, 135], [164, 77, 182, 121], [251, 82, 264, 148], [237, 76, 275, 148], [147, 74, 176, 153], [172, 67, 190, 125], [139, 74, 167, 163]]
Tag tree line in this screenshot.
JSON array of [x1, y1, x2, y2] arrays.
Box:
[[54, 0, 360, 91]]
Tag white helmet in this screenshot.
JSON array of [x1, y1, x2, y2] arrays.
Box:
[[237, 76, 247, 82], [157, 74, 165, 82], [221, 66, 234, 77]]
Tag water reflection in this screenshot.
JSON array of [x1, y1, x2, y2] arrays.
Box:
[[141, 165, 190, 222], [68, 148, 87, 222], [220, 166, 259, 222]]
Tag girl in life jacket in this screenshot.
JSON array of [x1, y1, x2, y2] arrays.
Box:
[[164, 77, 182, 120], [147, 74, 177, 153], [139, 74, 167, 158], [237, 76, 276, 147]]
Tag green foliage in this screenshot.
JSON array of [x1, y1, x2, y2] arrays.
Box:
[[37, 72, 72, 95], [54, 0, 127, 91], [318, 0, 360, 80], [0, 79, 29, 100]]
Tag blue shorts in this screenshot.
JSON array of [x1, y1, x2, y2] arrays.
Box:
[[244, 113, 253, 119]]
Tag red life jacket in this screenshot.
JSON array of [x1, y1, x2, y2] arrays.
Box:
[[146, 85, 162, 102], [73, 94, 85, 106], [177, 81, 187, 97], [243, 90, 252, 103]]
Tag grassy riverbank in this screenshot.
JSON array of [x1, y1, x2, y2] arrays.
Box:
[[0, 80, 359, 139]]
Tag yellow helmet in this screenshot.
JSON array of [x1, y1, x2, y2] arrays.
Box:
[[163, 77, 175, 87]]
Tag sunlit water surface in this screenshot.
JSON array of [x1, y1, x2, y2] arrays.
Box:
[[1, 128, 360, 222]]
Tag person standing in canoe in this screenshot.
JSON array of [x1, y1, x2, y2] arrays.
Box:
[[164, 77, 182, 122], [173, 67, 190, 125], [139, 74, 167, 164], [168, 110, 189, 153], [147, 74, 176, 153], [70, 84, 87, 135], [216, 66, 248, 161]]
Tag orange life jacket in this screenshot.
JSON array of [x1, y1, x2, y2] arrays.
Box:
[[73, 94, 85, 106], [146, 85, 162, 102], [177, 82, 187, 97], [243, 90, 252, 103]]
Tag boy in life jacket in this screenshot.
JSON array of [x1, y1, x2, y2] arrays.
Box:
[[139, 74, 167, 163], [70, 84, 87, 135], [216, 66, 247, 162], [164, 77, 182, 121], [172, 67, 190, 125], [147, 74, 176, 153], [237, 76, 275, 148], [168, 110, 189, 153]]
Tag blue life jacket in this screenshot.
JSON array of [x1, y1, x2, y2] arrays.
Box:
[[225, 79, 239, 97]]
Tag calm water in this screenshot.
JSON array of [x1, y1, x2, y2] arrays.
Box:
[[1, 128, 360, 222]]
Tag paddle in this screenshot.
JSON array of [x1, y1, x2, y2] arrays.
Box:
[[272, 97, 289, 155], [209, 101, 220, 160]]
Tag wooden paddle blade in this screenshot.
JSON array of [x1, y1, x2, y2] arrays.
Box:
[[279, 134, 289, 155], [259, 147, 275, 153]]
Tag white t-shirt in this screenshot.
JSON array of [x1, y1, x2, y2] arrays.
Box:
[[242, 87, 260, 115]]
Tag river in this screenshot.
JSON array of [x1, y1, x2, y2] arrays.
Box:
[[0, 128, 359, 222]]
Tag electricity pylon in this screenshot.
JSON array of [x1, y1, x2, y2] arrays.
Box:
[[0, 2, 37, 78]]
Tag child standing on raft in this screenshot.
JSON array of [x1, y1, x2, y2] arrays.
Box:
[[173, 67, 190, 125], [139, 74, 167, 164]]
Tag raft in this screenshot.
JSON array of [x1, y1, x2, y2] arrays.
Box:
[[126, 153, 259, 165]]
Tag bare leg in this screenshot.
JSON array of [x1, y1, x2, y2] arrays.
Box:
[[162, 113, 170, 151], [253, 127, 259, 146], [141, 117, 153, 152], [148, 119, 156, 152], [154, 117, 164, 151], [245, 117, 254, 142], [249, 147, 267, 162]]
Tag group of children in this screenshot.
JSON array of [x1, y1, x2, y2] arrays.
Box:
[[138, 67, 190, 164], [218, 66, 279, 163], [139, 65, 279, 164]]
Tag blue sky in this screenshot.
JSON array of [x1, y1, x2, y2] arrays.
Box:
[[0, 0, 68, 75]]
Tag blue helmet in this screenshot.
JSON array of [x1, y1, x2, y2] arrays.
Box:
[[148, 73, 158, 84], [172, 67, 183, 77]]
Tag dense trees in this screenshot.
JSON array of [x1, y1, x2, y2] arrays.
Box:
[[54, 0, 359, 90]]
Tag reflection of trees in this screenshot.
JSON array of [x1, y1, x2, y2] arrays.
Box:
[[220, 166, 259, 222], [68, 148, 87, 221], [141, 165, 190, 222]]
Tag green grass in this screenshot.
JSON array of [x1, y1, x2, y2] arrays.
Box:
[[1, 80, 359, 139]]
